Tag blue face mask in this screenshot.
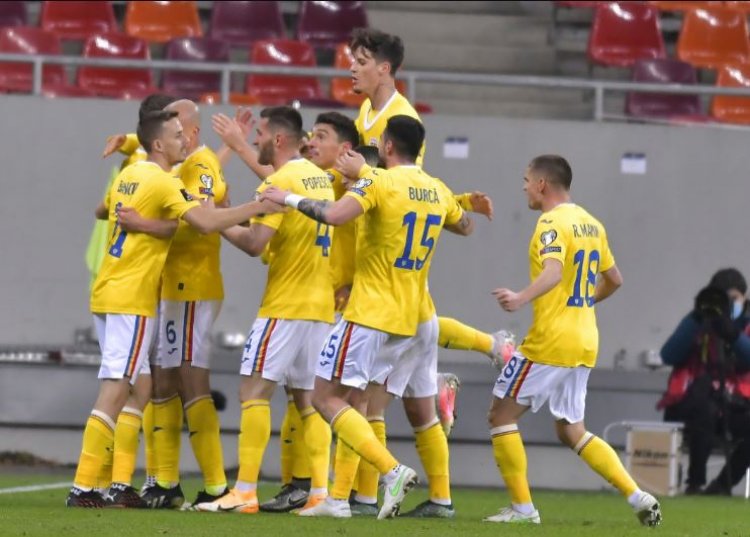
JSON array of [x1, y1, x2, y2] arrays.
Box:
[[732, 300, 745, 320]]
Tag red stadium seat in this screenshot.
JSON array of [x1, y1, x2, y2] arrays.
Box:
[[162, 37, 230, 100], [200, 92, 261, 105], [649, 1, 727, 11], [555, 1, 607, 7], [78, 33, 156, 98], [625, 58, 706, 121], [711, 63, 750, 124], [677, 8, 750, 70], [40, 1, 118, 41], [0, 27, 66, 93], [209, 1, 285, 48], [246, 39, 322, 105], [125, 1, 202, 44], [588, 3, 666, 67], [0, 2, 28, 28], [296, 1, 368, 50]]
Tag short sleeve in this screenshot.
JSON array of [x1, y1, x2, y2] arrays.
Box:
[[119, 133, 141, 156], [535, 217, 566, 265], [158, 177, 200, 220], [103, 184, 112, 210], [183, 155, 223, 200], [599, 228, 616, 272], [251, 173, 287, 230], [343, 164, 382, 213]]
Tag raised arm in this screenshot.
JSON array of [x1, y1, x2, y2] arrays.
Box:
[[455, 191, 494, 221], [221, 223, 276, 257], [212, 112, 273, 181]]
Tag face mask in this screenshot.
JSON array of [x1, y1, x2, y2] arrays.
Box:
[[731, 300, 745, 320]]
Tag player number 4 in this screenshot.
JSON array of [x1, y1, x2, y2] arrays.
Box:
[[315, 222, 331, 257]]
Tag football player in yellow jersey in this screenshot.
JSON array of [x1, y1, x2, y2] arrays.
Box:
[[194, 107, 335, 515], [67, 111, 280, 508], [486, 155, 661, 526], [261, 115, 473, 520]]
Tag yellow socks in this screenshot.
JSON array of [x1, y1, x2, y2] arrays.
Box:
[[185, 396, 227, 495], [331, 440, 361, 500], [415, 422, 451, 504], [356, 417, 386, 502], [333, 408, 398, 475], [142, 402, 156, 481], [153, 395, 183, 488], [300, 407, 332, 494], [288, 401, 311, 482], [73, 411, 115, 490], [437, 316, 493, 354], [111, 407, 142, 486], [490, 424, 532, 505], [576, 432, 638, 496], [279, 398, 295, 485], [237, 399, 270, 487]]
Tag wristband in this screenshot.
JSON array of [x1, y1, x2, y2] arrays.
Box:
[[285, 193, 304, 209]]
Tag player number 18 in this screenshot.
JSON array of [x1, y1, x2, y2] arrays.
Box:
[[567, 249, 600, 308]]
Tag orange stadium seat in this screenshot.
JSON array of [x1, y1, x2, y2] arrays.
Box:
[[711, 63, 750, 123], [40, 1, 118, 41], [246, 39, 323, 105], [588, 3, 666, 67], [200, 92, 260, 105], [125, 1, 202, 44], [677, 8, 750, 69], [77, 33, 156, 99], [649, 1, 727, 11], [0, 27, 66, 93]]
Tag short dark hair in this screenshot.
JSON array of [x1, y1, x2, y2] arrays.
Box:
[[710, 268, 747, 295], [260, 106, 303, 143], [529, 155, 572, 190], [354, 145, 381, 168], [138, 93, 178, 121], [137, 110, 179, 153], [383, 115, 424, 162], [350, 28, 405, 75], [315, 112, 359, 147]]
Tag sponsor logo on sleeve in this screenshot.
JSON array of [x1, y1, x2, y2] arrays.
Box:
[[539, 229, 560, 255], [199, 174, 214, 196], [350, 178, 372, 197], [180, 188, 194, 201]]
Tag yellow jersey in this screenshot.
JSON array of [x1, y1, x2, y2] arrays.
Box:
[[118, 133, 147, 170], [355, 91, 424, 165], [253, 158, 335, 323], [161, 146, 227, 301], [344, 165, 465, 336], [328, 168, 358, 299], [518, 203, 616, 368], [91, 161, 200, 317]]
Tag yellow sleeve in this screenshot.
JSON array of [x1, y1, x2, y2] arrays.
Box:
[[599, 229, 616, 272], [119, 133, 140, 156], [251, 174, 287, 230], [183, 155, 223, 200], [443, 195, 464, 227], [454, 192, 472, 212], [535, 218, 566, 265], [157, 178, 201, 220], [343, 165, 382, 212]]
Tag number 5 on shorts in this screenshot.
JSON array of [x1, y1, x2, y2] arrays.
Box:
[[321, 334, 339, 359]]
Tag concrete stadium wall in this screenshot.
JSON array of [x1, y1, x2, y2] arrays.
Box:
[[1, 95, 747, 370]]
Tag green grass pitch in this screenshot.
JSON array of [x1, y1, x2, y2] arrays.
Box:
[[0, 472, 748, 537]]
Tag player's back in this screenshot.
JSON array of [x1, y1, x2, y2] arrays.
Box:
[[519, 203, 616, 368], [91, 161, 197, 317], [162, 146, 227, 301], [344, 165, 462, 337], [254, 158, 335, 323]]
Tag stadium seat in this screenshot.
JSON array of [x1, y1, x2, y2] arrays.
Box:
[[40, 1, 118, 41], [0, 27, 66, 93], [209, 1, 285, 48], [625, 58, 705, 120], [42, 84, 97, 98], [78, 33, 156, 98], [246, 39, 323, 105], [711, 63, 750, 124], [296, 1, 368, 49], [200, 92, 260, 105], [677, 8, 750, 70], [649, 1, 726, 11], [0, 2, 27, 28], [125, 1, 202, 44], [588, 3, 666, 67], [162, 37, 230, 100]]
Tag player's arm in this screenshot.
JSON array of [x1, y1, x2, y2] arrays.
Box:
[[261, 187, 363, 226], [95, 202, 108, 220], [221, 223, 275, 257], [102, 133, 139, 158], [444, 211, 474, 236], [455, 192, 494, 221], [493, 258, 562, 312], [116, 207, 178, 239], [212, 112, 273, 181], [182, 199, 283, 234], [593, 264, 623, 304]]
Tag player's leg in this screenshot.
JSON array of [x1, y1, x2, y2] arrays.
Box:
[[353, 383, 388, 513], [68, 314, 153, 508], [329, 388, 367, 510], [553, 368, 661, 527], [179, 300, 229, 507], [437, 316, 514, 366]]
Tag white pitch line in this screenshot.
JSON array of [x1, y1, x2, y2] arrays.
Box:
[[0, 481, 72, 494]]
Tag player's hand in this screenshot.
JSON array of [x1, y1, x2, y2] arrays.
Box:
[[335, 285, 352, 311], [212, 113, 246, 152], [469, 191, 494, 221], [234, 107, 255, 139], [256, 197, 286, 215], [335, 150, 366, 179], [492, 288, 524, 312], [258, 186, 289, 206], [102, 134, 127, 158], [115, 206, 144, 232]]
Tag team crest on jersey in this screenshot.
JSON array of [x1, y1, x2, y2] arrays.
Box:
[[350, 178, 372, 197], [199, 174, 214, 195], [540, 229, 557, 246]]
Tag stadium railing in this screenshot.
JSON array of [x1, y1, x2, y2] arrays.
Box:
[[3, 52, 750, 123]]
